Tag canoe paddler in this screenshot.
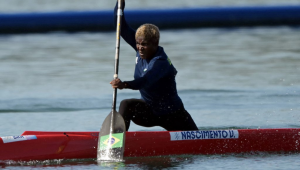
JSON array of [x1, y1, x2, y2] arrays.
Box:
[[110, 0, 198, 131]]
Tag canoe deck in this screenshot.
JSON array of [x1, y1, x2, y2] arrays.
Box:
[[1, 128, 300, 161]]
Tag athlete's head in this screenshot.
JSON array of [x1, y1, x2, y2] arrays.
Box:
[[135, 24, 160, 60], [135, 24, 160, 44]]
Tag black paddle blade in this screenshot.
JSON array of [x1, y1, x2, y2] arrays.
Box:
[[97, 110, 126, 161]]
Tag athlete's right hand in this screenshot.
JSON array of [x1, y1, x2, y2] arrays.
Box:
[[110, 78, 125, 89]]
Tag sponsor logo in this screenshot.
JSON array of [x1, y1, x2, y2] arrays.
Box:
[[170, 130, 239, 141], [99, 133, 124, 151], [167, 58, 172, 65], [1, 135, 37, 143], [144, 68, 147, 72]]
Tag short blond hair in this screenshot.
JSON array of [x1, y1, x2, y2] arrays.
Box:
[[135, 24, 160, 44]]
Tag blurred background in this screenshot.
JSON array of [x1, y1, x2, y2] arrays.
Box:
[[1, 0, 300, 12], [0, 0, 300, 169]]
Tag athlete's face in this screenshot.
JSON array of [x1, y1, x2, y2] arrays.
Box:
[[136, 36, 158, 60]]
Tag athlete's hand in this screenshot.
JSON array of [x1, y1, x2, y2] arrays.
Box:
[[110, 78, 125, 89]]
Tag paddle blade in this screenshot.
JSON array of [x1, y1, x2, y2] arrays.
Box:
[[97, 110, 126, 161]]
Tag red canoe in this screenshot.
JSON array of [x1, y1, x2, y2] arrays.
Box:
[[1, 128, 300, 161]]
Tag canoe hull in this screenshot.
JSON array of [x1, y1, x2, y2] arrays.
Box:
[[0, 128, 299, 161]]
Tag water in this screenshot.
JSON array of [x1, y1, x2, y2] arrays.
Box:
[[1, 0, 300, 169], [1, 0, 300, 12]]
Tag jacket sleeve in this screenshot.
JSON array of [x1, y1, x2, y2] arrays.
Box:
[[114, 1, 137, 51]]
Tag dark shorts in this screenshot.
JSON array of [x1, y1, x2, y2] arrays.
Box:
[[119, 99, 198, 131]]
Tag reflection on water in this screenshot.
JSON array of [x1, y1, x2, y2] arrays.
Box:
[[2, 153, 300, 170], [1, 156, 196, 169]]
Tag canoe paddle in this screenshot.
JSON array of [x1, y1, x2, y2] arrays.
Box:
[[97, 0, 126, 162]]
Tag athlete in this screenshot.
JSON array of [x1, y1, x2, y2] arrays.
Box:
[[110, 0, 198, 131]]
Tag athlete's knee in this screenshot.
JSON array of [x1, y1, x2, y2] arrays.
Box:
[[120, 99, 130, 106], [119, 99, 138, 118], [120, 99, 137, 107]]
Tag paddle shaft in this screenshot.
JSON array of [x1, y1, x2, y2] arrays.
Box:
[[112, 0, 123, 112], [97, 0, 126, 161]]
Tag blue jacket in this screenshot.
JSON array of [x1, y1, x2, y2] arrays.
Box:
[[114, 2, 183, 115]]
